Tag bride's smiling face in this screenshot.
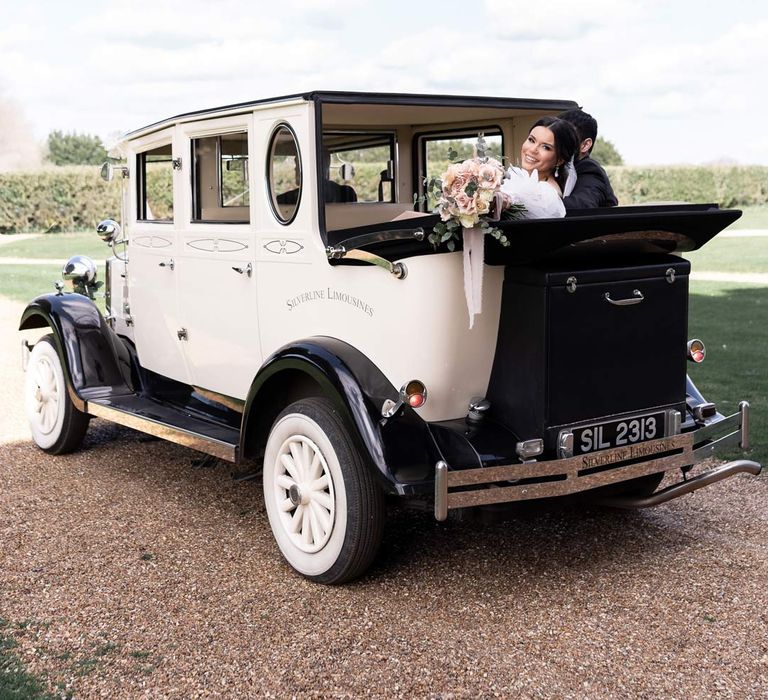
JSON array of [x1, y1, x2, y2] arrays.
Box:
[[521, 126, 560, 179]]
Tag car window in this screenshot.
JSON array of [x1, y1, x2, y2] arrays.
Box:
[[420, 130, 503, 211], [267, 124, 301, 224], [192, 132, 250, 223], [322, 132, 396, 204], [137, 143, 174, 222]]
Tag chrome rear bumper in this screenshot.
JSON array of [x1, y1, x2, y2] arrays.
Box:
[[434, 402, 759, 520]]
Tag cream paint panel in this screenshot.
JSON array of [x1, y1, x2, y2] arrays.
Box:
[[178, 103, 316, 399], [126, 127, 191, 385], [257, 250, 503, 422], [176, 114, 260, 397]]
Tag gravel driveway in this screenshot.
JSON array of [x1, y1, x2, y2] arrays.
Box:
[[1, 296, 767, 699]]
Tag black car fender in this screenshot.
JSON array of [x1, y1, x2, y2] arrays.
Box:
[[240, 337, 440, 494], [19, 293, 134, 398]]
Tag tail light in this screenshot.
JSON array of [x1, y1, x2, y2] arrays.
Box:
[[402, 380, 427, 408], [381, 380, 428, 418], [687, 339, 706, 363]]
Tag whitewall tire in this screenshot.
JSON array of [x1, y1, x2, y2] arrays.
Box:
[[263, 397, 384, 584], [24, 334, 89, 454]]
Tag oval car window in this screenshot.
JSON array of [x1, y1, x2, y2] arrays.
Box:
[[267, 125, 301, 224]]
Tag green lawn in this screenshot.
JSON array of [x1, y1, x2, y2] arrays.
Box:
[[688, 280, 767, 467], [730, 205, 768, 230], [0, 264, 107, 314], [684, 236, 768, 273], [0, 232, 107, 259]]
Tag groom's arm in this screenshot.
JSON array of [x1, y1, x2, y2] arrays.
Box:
[[563, 158, 618, 210]]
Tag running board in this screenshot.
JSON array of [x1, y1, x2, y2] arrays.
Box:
[[86, 396, 239, 462]]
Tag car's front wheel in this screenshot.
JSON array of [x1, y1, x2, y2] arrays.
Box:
[[263, 397, 384, 584], [24, 334, 89, 454]]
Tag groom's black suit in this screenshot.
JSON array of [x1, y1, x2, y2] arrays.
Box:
[[563, 156, 618, 210]]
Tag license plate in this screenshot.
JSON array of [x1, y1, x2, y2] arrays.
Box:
[[573, 412, 665, 455]]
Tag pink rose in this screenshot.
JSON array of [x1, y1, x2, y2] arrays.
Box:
[[454, 192, 477, 216], [478, 163, 503, 189]]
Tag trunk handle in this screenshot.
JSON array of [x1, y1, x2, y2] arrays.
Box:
[[604, 289, 644, 306]]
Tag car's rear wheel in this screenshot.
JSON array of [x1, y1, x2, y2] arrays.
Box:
[[263, 397, 384, 584], [24, 334, 89, 454]]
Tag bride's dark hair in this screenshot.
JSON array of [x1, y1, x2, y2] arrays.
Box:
[[529, 116, 579, 189]]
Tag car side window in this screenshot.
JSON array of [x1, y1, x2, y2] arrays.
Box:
[[137, 143, 174, 222], [267, 124, 302, 225], [419, 129, 503, 211], [322, 131, 396, 203], [191, 132, 250, 223]]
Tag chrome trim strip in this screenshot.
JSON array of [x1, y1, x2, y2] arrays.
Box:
[[435, 461, 448, 521], [448, 432, 692, 488], [694, 408, 742, 442], [596, 460, 761, 509], [85, 401, 238, 462], [740, 401, 750, 450], [334, 227, 425, 251], [693, 430, 741, 461]]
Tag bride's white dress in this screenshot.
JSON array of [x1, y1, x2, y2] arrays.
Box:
[[499, 166, 568, 219]]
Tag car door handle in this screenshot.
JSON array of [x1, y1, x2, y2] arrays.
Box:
[[232, 262, 253, 278], [604, 290, 644, 306], [158, 258, 175, 270]]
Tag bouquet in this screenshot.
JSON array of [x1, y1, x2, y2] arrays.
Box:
[[424, 134, 525, 251]]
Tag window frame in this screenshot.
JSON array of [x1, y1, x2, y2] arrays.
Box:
[[190, 131, 251, 224], [321, 130, 398, 205], [266, 122, 303, 226], [413, 125, 505, 213], [136, 142, 175, 224]]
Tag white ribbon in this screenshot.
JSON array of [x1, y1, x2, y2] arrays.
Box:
[[462, 226, 485, 329]]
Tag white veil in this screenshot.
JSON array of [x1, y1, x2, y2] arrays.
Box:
[[562, 156, 577, 197]]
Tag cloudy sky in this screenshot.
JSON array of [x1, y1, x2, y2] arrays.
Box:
[[1, 0, 767, 165]]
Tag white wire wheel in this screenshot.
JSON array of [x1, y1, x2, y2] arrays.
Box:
[[24, 334, 89, 454], [263, 397, 384, 584]]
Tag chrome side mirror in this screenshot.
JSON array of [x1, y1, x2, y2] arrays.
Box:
[[97, 219, 121, 243], [100, 162, 114, 181], [97, 219, 128, 262], [100, 161, 129, 182]]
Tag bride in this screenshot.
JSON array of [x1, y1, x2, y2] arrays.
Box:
[[500, 116, 580, 218]]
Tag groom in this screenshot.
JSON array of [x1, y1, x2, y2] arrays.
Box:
[[558, 109, 618, 210]]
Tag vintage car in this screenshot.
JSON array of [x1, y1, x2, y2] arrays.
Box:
[[19, 91, 761, 583]]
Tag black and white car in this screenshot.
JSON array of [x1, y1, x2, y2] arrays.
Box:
[[20, 91, 761, 583]]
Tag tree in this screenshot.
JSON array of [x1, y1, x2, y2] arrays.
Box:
[[46, 131, 107, 166], [591, 137, 624, 166]]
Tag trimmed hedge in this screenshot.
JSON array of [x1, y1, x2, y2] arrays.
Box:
[[0, 167, 121, 234], [606, 165, 768, 208], [1, 164, 767, 234]]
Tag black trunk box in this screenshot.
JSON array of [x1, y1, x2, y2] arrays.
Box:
[[487, 255, 690, 448]]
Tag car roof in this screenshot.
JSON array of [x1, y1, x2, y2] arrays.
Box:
[[124, 90, 579, 140]]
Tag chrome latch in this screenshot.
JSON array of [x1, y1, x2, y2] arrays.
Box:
[[177, 328, 188, 341], [232, 262, 253, 278], [557, 430, 574, 458], [172, 157, 182, 171], [666, 268, 676, 284], [566, 276, 577, 293]]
